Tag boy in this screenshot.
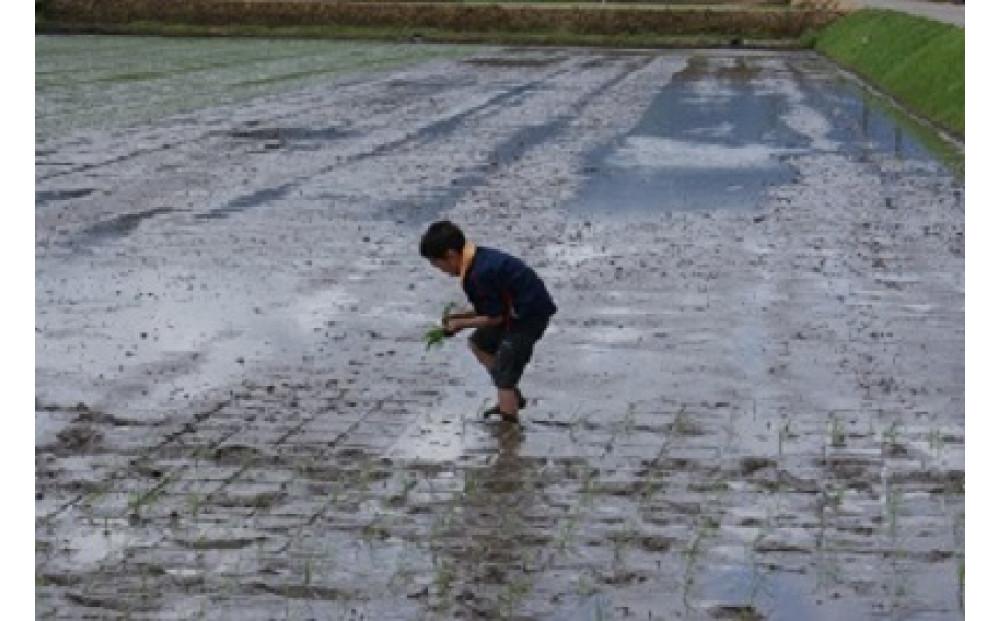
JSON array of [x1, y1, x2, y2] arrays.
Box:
[[419, 220, 557, 424]]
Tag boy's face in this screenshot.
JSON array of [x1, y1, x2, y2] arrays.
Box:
[[429, 250, 462, 277]]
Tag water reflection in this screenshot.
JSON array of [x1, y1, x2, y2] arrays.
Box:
[[571, 53, 961, 215]]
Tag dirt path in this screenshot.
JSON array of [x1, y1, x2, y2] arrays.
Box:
[[854, 0, 964, 27], [36, 41, 963, 619]]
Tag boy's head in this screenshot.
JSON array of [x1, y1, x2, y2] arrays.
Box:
[[420, 220, 466, 277]]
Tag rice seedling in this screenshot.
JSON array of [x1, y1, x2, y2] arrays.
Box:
[[128, 485, 162, 519], [682, 516, 719, 608], [424, 302, 460, 350], [673, 405, 695, 435], [362, 518, 391, 542], [723, 406, 737, 450], [829, 485, 844, 512], [81, 486, 108, 510], [303, 556, 312, 587], [432, 558, 456, 603], [742, 531, 768, 613], [555, 514, 579, 553], [499, 574, 532, 619], [574, 571, 597, 597], [957, 555, 965, 608], [423, 326, 448, 350], [579, 465, 596, 507], [611, 522, 639, 579], [462, 468, 479, 497], [829, 416, 846, 447], [388, 474, 419, 506], [140, 567, 150, 603], [928, 427, 944, 458], [815, 532, 844, 589], [884, 482, 902, 539], [777, 419, 792, 457], [639, 465, 662, 502], [567, 406, 584, 443], [882, 420, 906, 456], [401, 475, 419, 497], [358, 458, 374, 488], [883, 420, 901, 446], [430, 509, 455, 540], [623, 402, 637, 436]]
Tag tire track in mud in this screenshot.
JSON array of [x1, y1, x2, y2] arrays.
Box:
[[379, 54, 656, 223], [191, 64, 574, 222], [34, 56, 476, 184], [39, 58, 567, 249]]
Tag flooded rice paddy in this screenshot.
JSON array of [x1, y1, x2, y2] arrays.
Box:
[[36, 36, 963, 619]]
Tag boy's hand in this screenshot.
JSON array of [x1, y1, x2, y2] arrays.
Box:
[[442, 316, 462, 335]]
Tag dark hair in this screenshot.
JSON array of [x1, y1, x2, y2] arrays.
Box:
[[419, 220, 465, 259]]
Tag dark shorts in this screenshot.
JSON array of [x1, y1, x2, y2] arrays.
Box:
[[469, 317, 550, 389]]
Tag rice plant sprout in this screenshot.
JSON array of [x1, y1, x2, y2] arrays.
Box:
[[424, 302, 458, 351]]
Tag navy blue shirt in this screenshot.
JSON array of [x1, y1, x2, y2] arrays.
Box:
[[462, 246, 557, 323]]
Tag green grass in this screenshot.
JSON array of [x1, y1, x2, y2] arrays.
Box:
[[814, 9, 964, 136]]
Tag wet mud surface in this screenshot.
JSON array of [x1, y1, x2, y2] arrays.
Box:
[[36, 38, 964, 619]]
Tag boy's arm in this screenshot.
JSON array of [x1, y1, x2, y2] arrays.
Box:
[[444, 309, 477, 320], [446, 268, 506, 333], [445, 314, 503, 333]]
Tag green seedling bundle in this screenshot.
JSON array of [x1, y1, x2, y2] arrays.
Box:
[[424, 326, 447, 350], [424, 302, 459, 351]]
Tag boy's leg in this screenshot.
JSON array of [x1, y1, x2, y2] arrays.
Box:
[[467, 338, 496, 371], [490, 318, 549, 422], [497, 388, 520, 417], [471, 336, 524, 415]]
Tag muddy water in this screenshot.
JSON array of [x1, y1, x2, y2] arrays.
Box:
[[572, 54, 953, 214], [36, 38, 963, 620]]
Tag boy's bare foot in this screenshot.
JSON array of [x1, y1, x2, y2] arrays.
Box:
[[482, 389, 527, 419], [482, 405, 520, 424]]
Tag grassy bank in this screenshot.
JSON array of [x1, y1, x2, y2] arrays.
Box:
[[38, 0, 842, 42], [36, 20, 805, 49], [814, 9, 963, 136]]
